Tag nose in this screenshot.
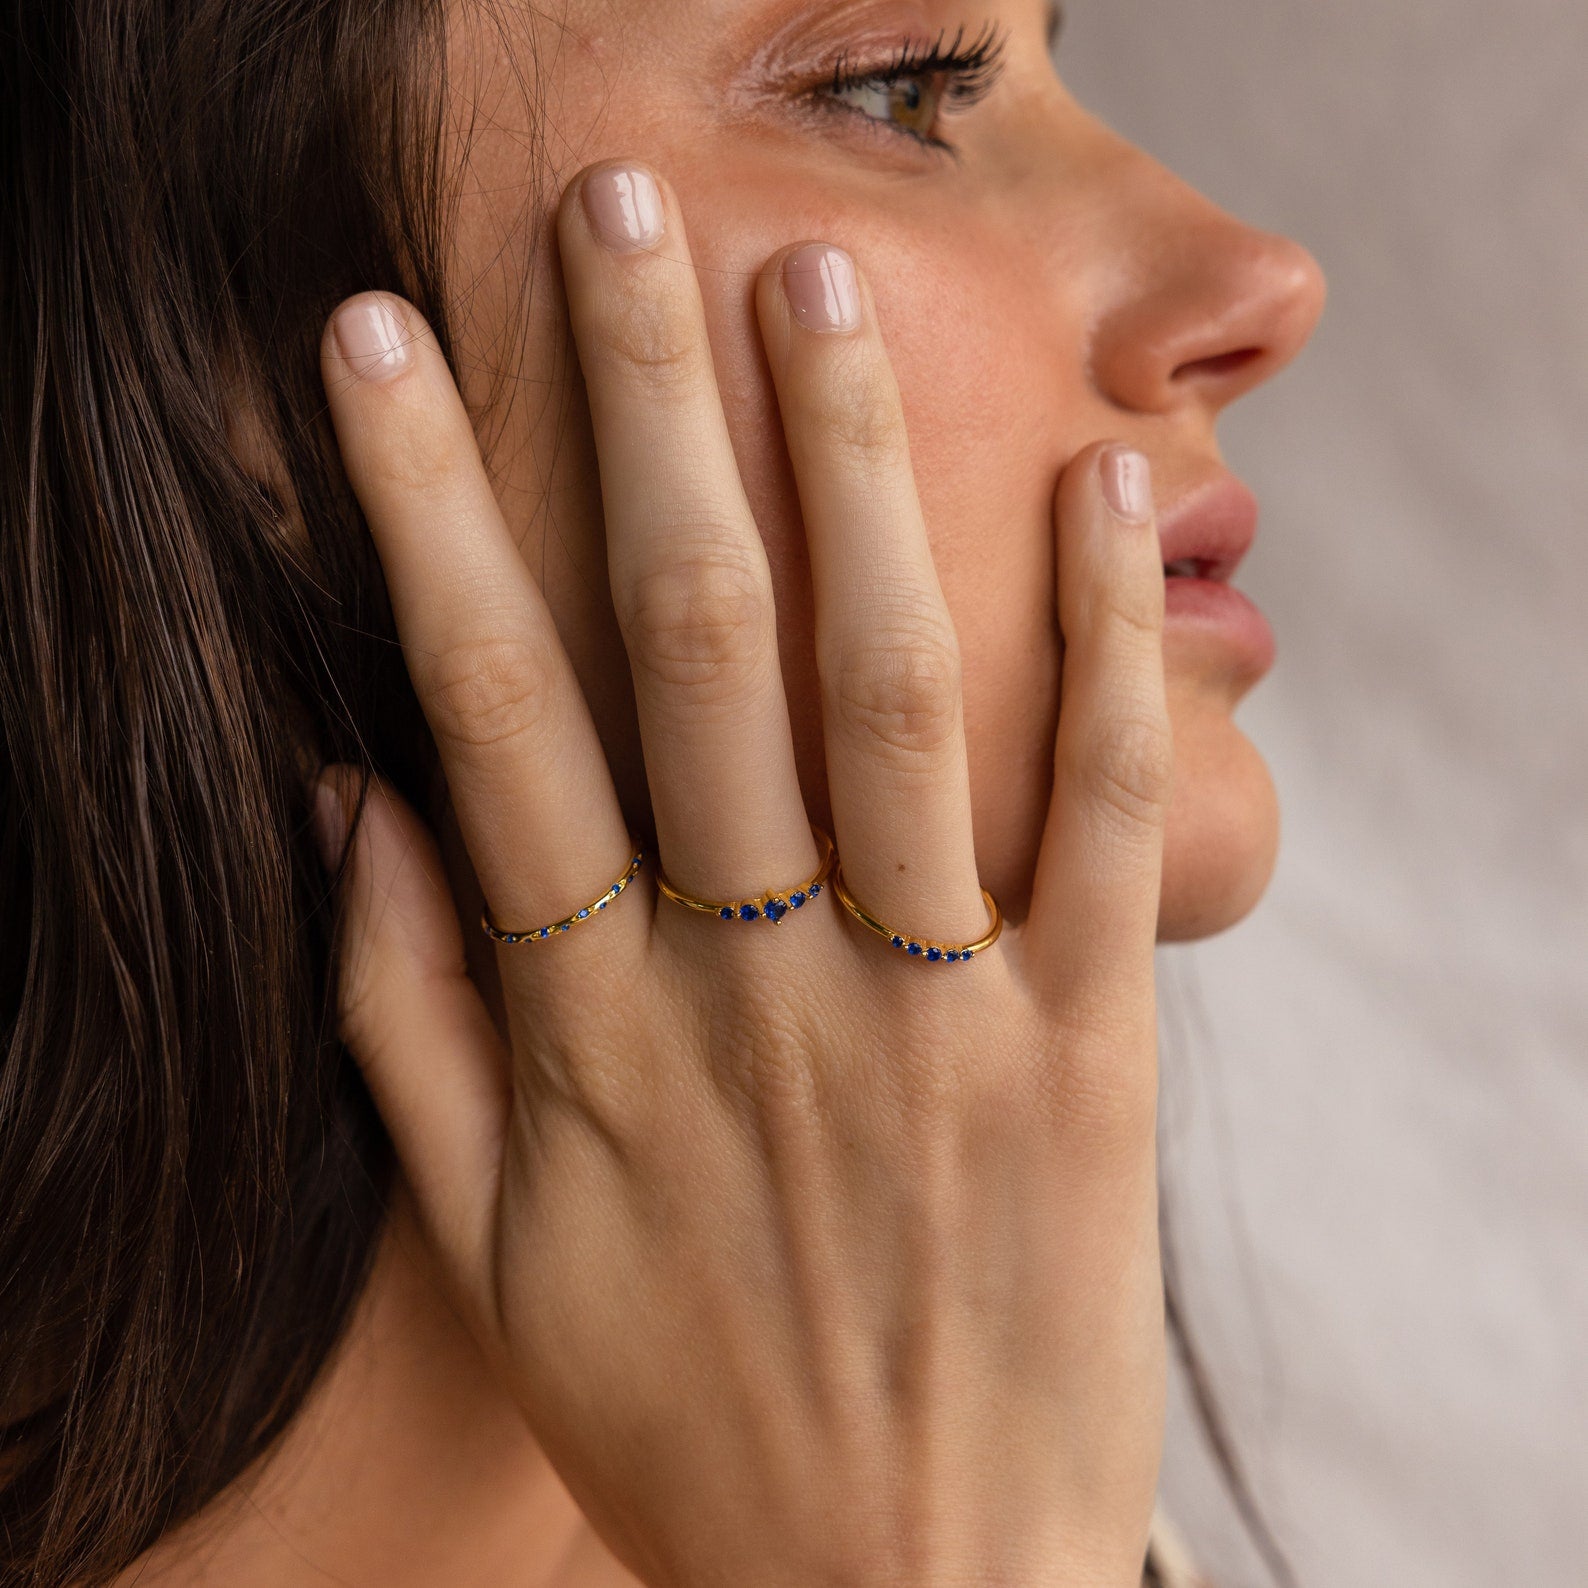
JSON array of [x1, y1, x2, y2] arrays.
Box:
[[1084, 137, 1328, 419]]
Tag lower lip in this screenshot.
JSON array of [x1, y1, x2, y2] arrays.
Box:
[[1163, 577, 1276, 674]]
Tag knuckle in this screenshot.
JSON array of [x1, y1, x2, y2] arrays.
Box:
[[1076, 710, 1174, 831], [523, 1035, 654, 1152], [826, 618, 963, 762], [806, 349, 907, 465], [374, 409, 472, 498], [705, 1001, 830, 1141], [511, 968, 691, 1156], [419, 632, 558, 755], [594, 286, 706, 391], [1045, 1046, 1158, 1159], [1022, 1003, 1159, 1158], [619, 548, 775, 700], [1099, 588, 1165, 648]]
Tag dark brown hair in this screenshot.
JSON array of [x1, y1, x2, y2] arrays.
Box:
[[1, 5, 1293, 1585], [1, 1, 451, 1580]]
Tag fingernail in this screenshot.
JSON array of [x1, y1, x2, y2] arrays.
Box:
[[1100, 446, 1153, 522], [582, 164, 665, 252], [782, 244, 861, 334], [333, 294, 412, 383], [310, 779, 348, 873]]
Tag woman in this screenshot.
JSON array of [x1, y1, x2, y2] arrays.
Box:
[[0, 0, 1326, 1583]]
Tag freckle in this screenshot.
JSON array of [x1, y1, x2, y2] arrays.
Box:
[[897, 861, 906, 872]]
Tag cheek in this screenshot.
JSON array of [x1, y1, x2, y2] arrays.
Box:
[[692, 205, 1083, 906], [463, 147, 1281, 944], [682, 194, 1285, 942]]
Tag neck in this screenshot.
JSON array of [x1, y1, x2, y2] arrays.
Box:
[[119, 1185, 634, 1588]]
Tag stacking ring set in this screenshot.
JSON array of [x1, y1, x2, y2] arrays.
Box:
[[480, 824, 1003, 965]]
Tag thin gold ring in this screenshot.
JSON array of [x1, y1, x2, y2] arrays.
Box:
[[655, 824, 834, 925], [830, 861, 1002, 963], [480, 843, 645, 944]]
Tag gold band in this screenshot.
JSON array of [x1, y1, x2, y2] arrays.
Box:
[[480, 844, 645, 944], [479, 827, 996, 962], [830, 862, 1002, 963], [655, 824, 834, 925]]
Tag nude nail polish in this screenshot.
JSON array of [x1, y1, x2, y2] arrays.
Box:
[[782, 244, 861, 334], [333, 294, 412, 383], [1100, 446, 1153, 522], [582, 164, 665, 252]]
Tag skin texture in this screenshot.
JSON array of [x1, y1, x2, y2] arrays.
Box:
[[121, 2, 1324, 1583], [446, 0, 1324, 943]]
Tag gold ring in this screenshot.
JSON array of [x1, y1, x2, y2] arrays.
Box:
[[830, 862, 1002, 963], [655, 824, 834, 925], [480, 844, 645, 944]]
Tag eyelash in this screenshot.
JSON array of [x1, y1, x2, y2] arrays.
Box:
[[816, 22, 1010, 153]]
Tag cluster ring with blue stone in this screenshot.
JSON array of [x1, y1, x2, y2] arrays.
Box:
[[830, 861, 1003, 964], [654, 824, 834, 926], [478, 827, 1000, 965]]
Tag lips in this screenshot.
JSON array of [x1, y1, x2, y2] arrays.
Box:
[[1156, 472, 1259, 582], [1152, 471, 1275, 674]]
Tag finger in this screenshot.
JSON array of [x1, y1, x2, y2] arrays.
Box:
[[755, 243, 988, 948], [557, 162, 818, 905], [312, 767, 508, 1305], [1026, 443, 1172, 1007], [320, 292, 640, 951]]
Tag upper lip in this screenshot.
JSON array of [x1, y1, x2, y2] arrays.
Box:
[[1155, 471, 1259, 582]]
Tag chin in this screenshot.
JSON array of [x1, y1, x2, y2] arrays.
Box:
[[1155, 706, 1280, 943]]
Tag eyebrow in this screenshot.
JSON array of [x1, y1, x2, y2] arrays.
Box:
[[1046, 0, 1066, 49]]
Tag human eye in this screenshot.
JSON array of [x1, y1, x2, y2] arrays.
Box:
[[814, 22, 1009, 152]]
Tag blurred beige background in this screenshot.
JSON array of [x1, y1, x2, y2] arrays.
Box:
[[1059, 2, 1588, 1584]]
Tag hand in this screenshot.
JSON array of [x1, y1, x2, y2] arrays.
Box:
[[315, 160, 1171, 1588]]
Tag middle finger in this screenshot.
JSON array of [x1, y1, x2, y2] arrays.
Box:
[[557, 162, 818, 905]]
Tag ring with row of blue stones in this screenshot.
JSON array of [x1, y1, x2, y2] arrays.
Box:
[[479, 844, 645, 945], [829, 861, 1003, 964], [653, 824, 834, 926]]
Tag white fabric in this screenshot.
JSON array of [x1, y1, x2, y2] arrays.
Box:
[[1061, 3, 1588, 1584]]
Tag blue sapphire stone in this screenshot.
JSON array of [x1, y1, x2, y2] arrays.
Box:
[[537, 928, 550, 939], [738, 902, 760, 921], [962, 947, 974, 958], [577, 908, 590, 919], [808, 882, 822, 896], [764, 896, 789, 924], [597, 900, 606, 909], [719, 905, 734, 919], [925, 946, 942, 962], [559, 921, 571, 931], [789, 890, 807, 909], [944, 950, 960, 962], [891, 935, 905, 948], [907, 941, 922, 956]]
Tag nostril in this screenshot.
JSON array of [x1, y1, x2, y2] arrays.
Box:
[[1172, 347, 1264, 384]]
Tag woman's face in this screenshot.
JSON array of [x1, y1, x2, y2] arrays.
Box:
[[447, 0, 1326, 940]]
